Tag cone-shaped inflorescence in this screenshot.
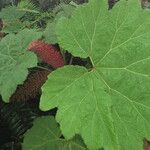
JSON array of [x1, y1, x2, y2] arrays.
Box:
[[10, 69, 50, 102], [10, 40, 65, 102], [29, 40, 65, 69]]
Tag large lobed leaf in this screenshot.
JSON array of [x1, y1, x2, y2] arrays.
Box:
[[23, 116, 87, 150], [0, 29, 42, 102], [40, 0, 150, 149]]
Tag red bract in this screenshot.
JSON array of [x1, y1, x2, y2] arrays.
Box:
[[28, 40, 65, 69]]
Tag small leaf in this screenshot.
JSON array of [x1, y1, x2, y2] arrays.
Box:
[[23, 116, 87, 150], [0, 6, 25, 33], [0, 6, 25, 22], [2, 21, 24, 33], [44, 3, 76, 44], [44, 21, 58, 44], [0, 29, 42, 102]]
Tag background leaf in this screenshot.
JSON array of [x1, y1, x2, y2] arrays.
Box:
[[0, 29, 42, 102], [0, 6, 26, 33], [43, 3, 76, 44], [23, 116, 87, 150], [0, 6, 25, 22]]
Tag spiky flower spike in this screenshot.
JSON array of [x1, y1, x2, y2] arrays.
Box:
[[10, 70, 50, 102], [29, 40, 65, 69]]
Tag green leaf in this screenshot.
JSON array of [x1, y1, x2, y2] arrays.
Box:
[[40, 0, 150, 150], [44, 3, 76, 44], [0, 29, 42, 102], [2, 21, 24, 33], [0, 6, 25, 33], [23, 116, 87, 150], [40, 66, 116, 150], [0, 6, 25, 21], [44, 21, 58, 44]]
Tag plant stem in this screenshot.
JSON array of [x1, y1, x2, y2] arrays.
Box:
[[69, 55, 73, 65], [18, 8, 40, 14], [37, 66, 52, 72], [90, 56, 95, 68]]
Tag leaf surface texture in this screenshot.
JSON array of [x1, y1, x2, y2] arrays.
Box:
[[40, 0, 150, 149], [23, 116, 87, 150], [0, 29, 42, 102]]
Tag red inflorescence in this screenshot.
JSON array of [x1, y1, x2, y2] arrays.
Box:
[[28, 40, 65, 69]]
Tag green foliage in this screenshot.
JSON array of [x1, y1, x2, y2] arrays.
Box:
[[0, 6, 25, 32], [0, 29, 42, 102], [18, 0, 41, 12], [23, 116, 87, 150], [0, 0, 18, 10], [40, 0, 150, 149], [0, 99, 35, 149], [0, 6, 25, 21], [1, 0, 149, 149], [0, 0, 50, 32], [43, 2, 76, 44], [0, 0, 84, 33]]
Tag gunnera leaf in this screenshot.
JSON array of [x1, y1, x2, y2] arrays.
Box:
[[0, 29, 42, 102], [40, 0, 150, 150], [23, 116, 87, 150]]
